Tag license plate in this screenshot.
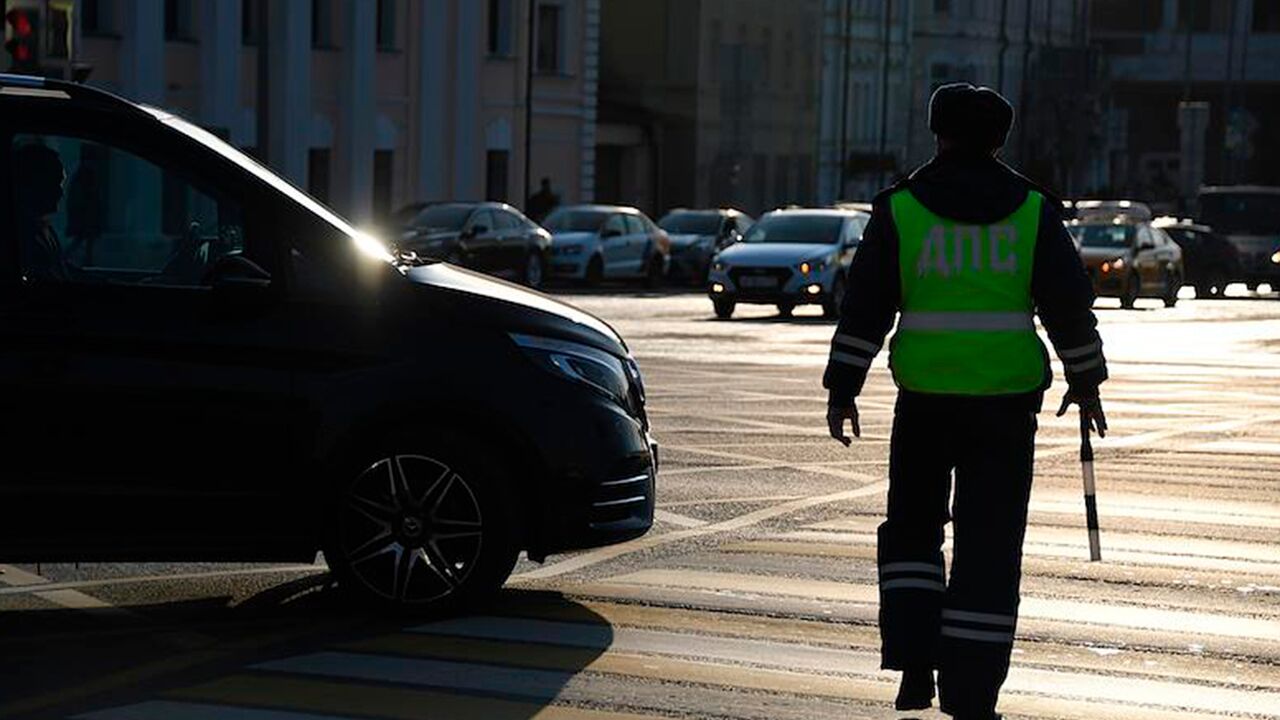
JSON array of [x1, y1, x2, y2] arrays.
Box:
[[739, 275, 778, 289]]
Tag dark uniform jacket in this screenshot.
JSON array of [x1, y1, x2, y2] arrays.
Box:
[[823, 150, 1107, 410]]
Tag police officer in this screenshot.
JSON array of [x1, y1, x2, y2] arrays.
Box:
[[823, 84, 1108, 720]]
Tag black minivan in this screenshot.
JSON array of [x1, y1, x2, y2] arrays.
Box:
[[0, 75, 655, 610]]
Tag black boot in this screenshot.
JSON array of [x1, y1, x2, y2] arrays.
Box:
[[894, 667, 936, 711]]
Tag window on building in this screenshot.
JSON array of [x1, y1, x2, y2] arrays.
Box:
[[376, 0, 397, 50], [307, 149, 331, 204], [488, 0, 514, 56], [486, 150, 510, 202], [1257, 0, 1280, 32], [81, 0, 114, 36], [536, 3, 563, 73], [242, 0, 260, 45], [373, 150, 394, 221], [312, 0, 336, 48], [164, 0, 196, 41]]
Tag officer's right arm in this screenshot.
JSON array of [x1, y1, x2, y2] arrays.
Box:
[[823, 197, 901, 407]]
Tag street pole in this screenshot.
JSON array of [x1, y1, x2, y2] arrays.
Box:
[[523, 0, 536, 210], [1181, 0, 1194, 102], [255, 0, 269, 161], [876, 0, 892, 189], [1222, 0, 1237, 184], [838, 0, 852, 200], [996, 0, 1008, 94], [1019, 0, 1033, 165]]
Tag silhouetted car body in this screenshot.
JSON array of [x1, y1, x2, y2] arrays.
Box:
[[1153, 218, 1241, 298], [544, 205, 670, 286], [1197, 186, 1280, 291], [397, 202, 552, 289], [0, 74, 655, 610], [1068, 220, 1184, 308], [657, 208, 754, 284]]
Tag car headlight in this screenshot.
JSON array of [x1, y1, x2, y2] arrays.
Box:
[[1271, 250, 1280, 265], [798, 258, 831, 275], [1112, 257, 1125, 269], [511, 333, 632, 406]]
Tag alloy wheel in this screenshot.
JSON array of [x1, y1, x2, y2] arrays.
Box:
[[338, 455, 483, 604]]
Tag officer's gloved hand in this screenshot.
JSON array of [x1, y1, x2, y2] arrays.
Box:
[[827, 402, 860, 446], [1056, 391, 1108, 438]]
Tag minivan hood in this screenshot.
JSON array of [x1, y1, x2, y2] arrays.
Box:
[[719, 242, 836, 267], [403, 263, 625, 353]]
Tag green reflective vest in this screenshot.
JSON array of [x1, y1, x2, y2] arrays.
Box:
[[889, 189, 1047, 395]]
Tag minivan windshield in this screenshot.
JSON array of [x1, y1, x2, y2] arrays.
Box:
[[742, 215, 843, 244], [1070, 224, 1135, 248], [147, 107, 392, 262], [545, 209, 611, 232], [660, 212, 721, 235]]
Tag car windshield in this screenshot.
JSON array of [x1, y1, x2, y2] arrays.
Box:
[[1199, 193, 1280, 236], [742, 215, 843, 244], [411, 206, 472, 231], [545, 209, 611, 232], [1070, 224, 1135, 248], [660, 213, 721, 235]]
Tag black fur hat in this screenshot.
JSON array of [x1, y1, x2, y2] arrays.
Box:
[[928, 82, 1014, 151]]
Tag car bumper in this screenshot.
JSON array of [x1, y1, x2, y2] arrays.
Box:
[[522, 388, 656, 558], [550, 255, 588, 279], [707, 266, 837, 304]]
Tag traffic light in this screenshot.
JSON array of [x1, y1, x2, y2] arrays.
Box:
[[4, 8, 39, 74]]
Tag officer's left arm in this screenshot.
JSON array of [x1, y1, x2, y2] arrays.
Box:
[[1032, 201, 1109, 401]]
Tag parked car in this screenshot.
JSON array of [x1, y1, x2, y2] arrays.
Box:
[[0, 74, 656, 611], [657, 208, 754, 284], [1152, 217, 1241, 298], [544, 204, 670, 287], [706, 208, 869, 319], [1067, 219, 1184, 308], [396, 201, 552, 289], [1196, 186, 1280, 292]]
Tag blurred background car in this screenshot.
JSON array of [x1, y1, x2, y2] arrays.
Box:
[[1153, 217, 1242, 299], [1068, 218, 1184, 308], [396, 202, 552, 288], [1196, 186, 1280, 294], [545, 204, 670, 287], [657, 208, 754, 285], [707, 208, 868, 319]]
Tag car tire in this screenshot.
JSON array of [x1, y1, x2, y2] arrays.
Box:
[[643, 254, 664, 289], [523, 252, 545, 289], [777, 303, 795, 318], [325, 433, 519, 614], [1162, 271, 1180, 308], [584, 256, 604, 288], [823, 276, 846, 319], [1120, 272, 1140, 309], [713, 299, 736, 319]]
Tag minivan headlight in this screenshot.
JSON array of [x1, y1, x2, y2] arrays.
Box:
[[511, 333, 631, 404]]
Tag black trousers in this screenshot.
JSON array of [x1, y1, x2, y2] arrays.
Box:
[[877, 391, 1038, 720]]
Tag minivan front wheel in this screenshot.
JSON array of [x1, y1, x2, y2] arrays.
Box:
[[327, 443, 517, 612]]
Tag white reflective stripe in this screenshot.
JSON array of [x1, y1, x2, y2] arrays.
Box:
[[881, 578, 946, 592], [898, 311, 1035, 332], [941, 609, 1016, 627], [834, 334, 881, 354], [1066, 356, 1105, 373], [880, 562, 944, 578], [1058, 340, 1102, 360], [941, 626, 1015, 644], [830, 351, 872, 368]]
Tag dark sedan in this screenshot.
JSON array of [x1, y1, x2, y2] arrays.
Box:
[[658, 208, 754, 284], [0, 74, 655, 612], [1154, 218, 1242, 298], [397, 202, 552, 288]]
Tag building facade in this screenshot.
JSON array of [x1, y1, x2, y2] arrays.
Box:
[[1088, 0, 1280, 204], [52, 0, 599, 226], [598, 0, 823, 217]]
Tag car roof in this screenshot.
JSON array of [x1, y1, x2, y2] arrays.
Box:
[[424, 201, 522, 214], [556, 204, 644, 215], [765, 207, 867, 219], [1152, 216, 1213, 233], [664, 208, 747, 216]]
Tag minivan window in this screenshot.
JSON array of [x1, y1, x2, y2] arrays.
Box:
[[11, 134, 246, 287]]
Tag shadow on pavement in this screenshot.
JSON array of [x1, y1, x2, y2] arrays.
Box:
[[0, 574, 612, 720]]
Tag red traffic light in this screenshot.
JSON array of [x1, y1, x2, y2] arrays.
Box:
[[5, 8, 39, 72], [6, 9, 34, 37]]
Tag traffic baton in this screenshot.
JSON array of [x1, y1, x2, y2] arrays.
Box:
[[1079, 412, 1102, 562]]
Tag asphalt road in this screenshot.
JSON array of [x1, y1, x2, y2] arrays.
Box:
[[4, 288, 1280, 720]]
